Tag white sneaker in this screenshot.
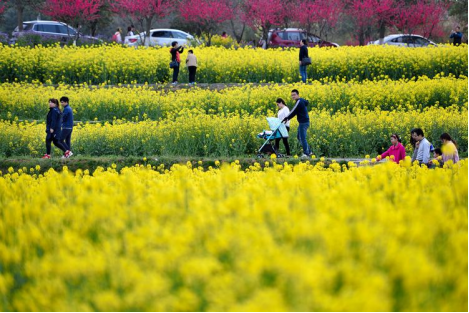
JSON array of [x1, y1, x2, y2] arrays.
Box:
[[67, 151, 73, 158], [300, 154, 309, 158], [171, 82, 178, 85]]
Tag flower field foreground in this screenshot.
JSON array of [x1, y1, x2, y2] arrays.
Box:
[[0, 44, 466, 84], [1, 107, 467, 157], [0, 77, 466, 121], [0, 160, 467, 311]]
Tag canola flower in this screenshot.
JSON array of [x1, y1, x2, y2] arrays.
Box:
[[0, 76, 466, 121], [0, 106, 466, 158], [0, 44, 466, 84], [0, 160, 467, 311]]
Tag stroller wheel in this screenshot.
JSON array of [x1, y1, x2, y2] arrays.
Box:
[[257, 153, 264, 159]]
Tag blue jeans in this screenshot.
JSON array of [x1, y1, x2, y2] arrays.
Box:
[[299, 65, 307, 83], [297, 122, 311, 155]]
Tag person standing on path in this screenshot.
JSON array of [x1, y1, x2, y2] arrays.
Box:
[[299, 39, 309, 83], [440, 133, 459, 164], [186, 50, 198, 85], [170, 41, 184, 85]]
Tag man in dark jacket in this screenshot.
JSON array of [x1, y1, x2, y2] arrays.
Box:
[[60, 96, 74, 158], [450, 26, 463, 45], [42, 99, 68, 159], [299, 39, 309, 83], [282, 89, 311, 157]]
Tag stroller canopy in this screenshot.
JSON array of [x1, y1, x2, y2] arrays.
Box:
[[267, 117, 289, 138]]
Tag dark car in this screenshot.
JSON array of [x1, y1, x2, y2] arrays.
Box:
[[260, 28, 339, 48], [11, 20, 100, 45]]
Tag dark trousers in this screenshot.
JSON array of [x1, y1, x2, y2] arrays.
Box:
[[188, 66, 197, 83], [172, 64, 180, 82], [274, 126, 291, 155], [61, 128, 73, 151], [46, 133, 67, 155]]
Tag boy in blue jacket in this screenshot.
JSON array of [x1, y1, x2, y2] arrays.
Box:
[[60, 96, 74, 158]]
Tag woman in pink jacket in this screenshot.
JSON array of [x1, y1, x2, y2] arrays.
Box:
[[376, 134, 406, 163]]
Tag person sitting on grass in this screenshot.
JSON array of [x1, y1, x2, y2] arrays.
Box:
[[411, 128, 432, 166], [376, 133, 406, 163], [440, 133, 459, 164]]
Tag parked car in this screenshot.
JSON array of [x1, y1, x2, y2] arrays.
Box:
[[125, 29, 195, 47], [367, 34, 437, 47], [11, 20, 100, 45], [259, 28, 339, 48]]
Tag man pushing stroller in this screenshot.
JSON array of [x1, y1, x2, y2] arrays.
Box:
[[282, 89, 312, 158]]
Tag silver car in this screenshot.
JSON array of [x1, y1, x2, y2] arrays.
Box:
[[125, 29, 195, 47], [368, 34, 437, 47], [11, 20, 100, 44]]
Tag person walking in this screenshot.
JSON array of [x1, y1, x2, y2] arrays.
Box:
[[282, 89, 311, 158], [60, 96, 73, 158], [274, 98, 291, 156], [411, 128, 432, 165], [440, 133, 459, 163], [42, 99, 69, 159], [112, 28, 123, 44]]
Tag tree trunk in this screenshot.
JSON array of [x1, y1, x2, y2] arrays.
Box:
[[262, 25, 269, 49], [90, 20, 98, 37], [358, 26, 365, 46], [230, 19, 245, 44], [207, 33, 213, 46], [378, 22, 386, 44], [17, 4, 24, 31], [144, 16, 153, 46]]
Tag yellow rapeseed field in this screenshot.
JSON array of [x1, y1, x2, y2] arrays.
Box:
[[0, 44, 466, 84], [0, 106, 467, 157], [0, 160, 467, 311], [0, 76, 466, 121]]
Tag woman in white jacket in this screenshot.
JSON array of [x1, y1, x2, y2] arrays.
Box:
[[275, 98, 291, 156]]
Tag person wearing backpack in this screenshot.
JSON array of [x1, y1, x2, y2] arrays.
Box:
[[42, 99, 69, 159], [282, 89, 311, 158]]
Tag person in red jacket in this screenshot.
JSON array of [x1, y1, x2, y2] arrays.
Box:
[[376, 134, 406, 163]]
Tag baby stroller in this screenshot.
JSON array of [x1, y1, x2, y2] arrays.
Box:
[[256, 117, 289, 158]]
